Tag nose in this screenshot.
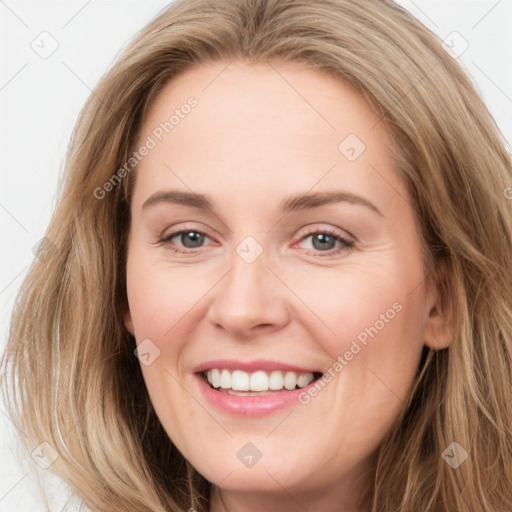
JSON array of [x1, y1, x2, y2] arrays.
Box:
[[205, 246, 290, 338]]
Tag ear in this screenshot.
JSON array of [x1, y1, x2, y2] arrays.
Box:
[[124, 309, 135, 337], [423, 261, 455, 350]]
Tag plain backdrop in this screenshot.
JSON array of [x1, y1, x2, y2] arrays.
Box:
[[1, 0, 511, 510]]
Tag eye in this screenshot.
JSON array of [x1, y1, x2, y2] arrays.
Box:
[[297, 228, 355, 257], [158, 229, 213, 254], [157, 226, 355, 257]]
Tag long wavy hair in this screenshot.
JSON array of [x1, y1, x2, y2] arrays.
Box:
[[2, 0, 512, 510]]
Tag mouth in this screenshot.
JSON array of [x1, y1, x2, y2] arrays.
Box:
[[198, 368, 324, 396]]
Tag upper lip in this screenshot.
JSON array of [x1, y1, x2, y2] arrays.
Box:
[[192, 359, 321, 374]]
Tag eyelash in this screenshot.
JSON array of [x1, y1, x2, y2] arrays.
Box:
[[157, 226, 355, 257]]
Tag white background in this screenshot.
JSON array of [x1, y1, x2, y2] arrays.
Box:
[[1, 1, 511, 510]]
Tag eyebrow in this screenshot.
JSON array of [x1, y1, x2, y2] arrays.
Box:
[[141, 189, 383, 217]]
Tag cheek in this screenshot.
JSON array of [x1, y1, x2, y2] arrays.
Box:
[[126, 257, 214, 341], [294, 262, 423, 343], [125, 257, 205, 438], [293, 258, 426, 402]]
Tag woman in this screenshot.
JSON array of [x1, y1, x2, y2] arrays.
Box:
[[2, 0, 512, 510]]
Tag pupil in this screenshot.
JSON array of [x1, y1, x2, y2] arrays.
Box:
[[312, 233, 335, 251]]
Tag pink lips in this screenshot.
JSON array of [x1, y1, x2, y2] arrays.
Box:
[[194, 373, 320, 416], [192, 359, 322, 416]]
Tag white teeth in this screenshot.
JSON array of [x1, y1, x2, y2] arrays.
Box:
[[249, 371, 268, 391], [210, 368, 220, 388], [284, 371, 297, 390], [297, 373, 312, 388], [205, 369, 315, 392], [219, 369, 231, 389], [269, 370, 284, 390], [231, 370, 249, 391]]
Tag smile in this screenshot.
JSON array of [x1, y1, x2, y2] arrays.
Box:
[[203, 368, 321, 394], [192, 360, 324, 416]]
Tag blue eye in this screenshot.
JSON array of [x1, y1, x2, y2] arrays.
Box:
[[297, 229, 354, 256], [158, 227, 354, 256], [159, 230, 211, 252]]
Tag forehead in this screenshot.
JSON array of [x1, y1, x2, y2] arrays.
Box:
[[131, 60, 405, 213]]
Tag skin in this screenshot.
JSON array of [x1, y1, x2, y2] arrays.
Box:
[[124, 60, 452, 512]]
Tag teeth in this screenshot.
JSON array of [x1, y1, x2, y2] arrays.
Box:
[[284, 371, 297, 390], [269, 370, 284, 390], [250, 371, 268, 391], [205, 368, 315, 392], [232, 370, 249, 391], [219, 369, 231, 389]]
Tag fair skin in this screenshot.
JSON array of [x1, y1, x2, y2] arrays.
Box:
[[124, 60, 452, 512]]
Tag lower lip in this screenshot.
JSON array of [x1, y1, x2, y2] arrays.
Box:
[[194, 373, 317, 416]]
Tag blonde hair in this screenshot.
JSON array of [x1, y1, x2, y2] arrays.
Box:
[[2, 0, 512, 510]]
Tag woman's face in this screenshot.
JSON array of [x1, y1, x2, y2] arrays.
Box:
[[124, 61, 446, 509]]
